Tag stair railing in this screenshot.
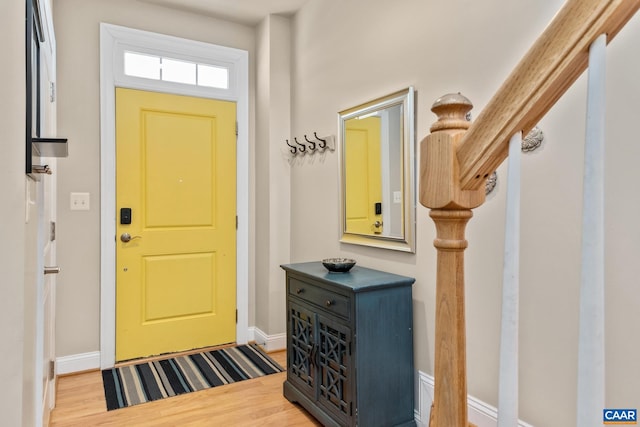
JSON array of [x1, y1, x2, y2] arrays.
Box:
[[419, 1, 640, 426]]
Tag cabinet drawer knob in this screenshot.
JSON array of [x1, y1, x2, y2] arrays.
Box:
[[325, 300, 334, 307], [296, 288, 304, 294]]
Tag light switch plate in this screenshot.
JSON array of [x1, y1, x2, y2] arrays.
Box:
[[393, 191, 402, 204], [70, 192, 90, 211]]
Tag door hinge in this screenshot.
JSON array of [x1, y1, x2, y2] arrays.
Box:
[[236, 215, 238, 230], [49, 360, 55, 379], [50, 82, 56, 103], [235, 121, 238, 136], [236, 309, 238, 324], [50, 221, 56, 242]]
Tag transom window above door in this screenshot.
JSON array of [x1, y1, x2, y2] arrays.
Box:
[[124, 51, 229, 89]]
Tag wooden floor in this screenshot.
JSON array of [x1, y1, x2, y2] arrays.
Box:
[[50, 349, 321, 426]]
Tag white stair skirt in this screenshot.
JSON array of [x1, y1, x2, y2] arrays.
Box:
[[497, 131, 522, 427], [577, 33, 607, 427]]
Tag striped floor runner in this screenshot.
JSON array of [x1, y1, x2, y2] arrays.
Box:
[[101, 343, 284, 410]]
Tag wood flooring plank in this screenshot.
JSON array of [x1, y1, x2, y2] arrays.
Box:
[[50, 350, 321, 426]]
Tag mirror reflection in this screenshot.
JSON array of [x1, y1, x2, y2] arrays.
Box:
[[339, 87, 415, 252]]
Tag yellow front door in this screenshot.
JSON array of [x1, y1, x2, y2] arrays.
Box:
[[345, 116, 383, 235], [115, 88, 236, 362]]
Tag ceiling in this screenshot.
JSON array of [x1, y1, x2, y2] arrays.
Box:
[[140, 0, 309, 25]]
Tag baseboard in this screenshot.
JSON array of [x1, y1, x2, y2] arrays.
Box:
[[59, 328, 282, 375], [56, 351, 101, 375], [415, 371, 534, 427], [56, 350, 531, 426], [250, 326, 286, 352]]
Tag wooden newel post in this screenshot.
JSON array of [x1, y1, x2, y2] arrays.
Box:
[[420, 94, 485, 427]]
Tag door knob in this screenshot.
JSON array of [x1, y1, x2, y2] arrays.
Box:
[[374, 220, 383, 227], [120, 233, 142, 242]]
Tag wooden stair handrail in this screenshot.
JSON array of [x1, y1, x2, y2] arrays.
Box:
[[456, 0, 640, 191], [421, 2, 640, 426]]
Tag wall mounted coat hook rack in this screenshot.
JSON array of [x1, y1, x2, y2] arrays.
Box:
[[286, 133, 335, 157]]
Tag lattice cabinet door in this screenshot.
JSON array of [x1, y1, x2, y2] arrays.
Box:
[[287, 300, 316, 399], [317, 313, 353, 425]]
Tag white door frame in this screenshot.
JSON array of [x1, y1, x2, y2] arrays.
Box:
[[99, 23, 249, 369]]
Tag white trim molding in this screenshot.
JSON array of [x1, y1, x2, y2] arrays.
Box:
[[56, 352, 101, 376], [56, 324, 272, 375], [415, 371, 535, 427], [250, 327, 287, 352], [99, 23, 249, 369]]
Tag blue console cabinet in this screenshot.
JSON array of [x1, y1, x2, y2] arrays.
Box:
[[281, 262, 416, 427]]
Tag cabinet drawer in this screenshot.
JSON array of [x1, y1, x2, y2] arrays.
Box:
[[289, 278, 350, 319]]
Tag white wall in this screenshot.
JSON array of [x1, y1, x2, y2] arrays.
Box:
[[0, 1, 27, 424], [0, 1, 46, 424], [255, 15, 292, 337], [289, 0, 640, 425]]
